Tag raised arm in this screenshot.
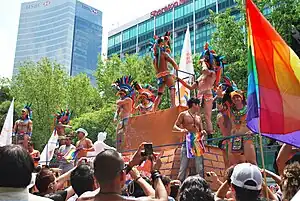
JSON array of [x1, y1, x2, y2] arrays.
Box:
[[177, 78, 197, 90]]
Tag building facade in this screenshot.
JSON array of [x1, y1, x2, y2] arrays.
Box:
[[13, 0, 102, 84], [108, 0, 238, 58]]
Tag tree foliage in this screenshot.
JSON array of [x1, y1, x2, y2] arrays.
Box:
[[209, 8, 248, 90], [260, 0, 300, 46], [10, 58, 99, 149]]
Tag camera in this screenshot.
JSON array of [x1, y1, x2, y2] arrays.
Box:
[[141, 143, 153, 157]]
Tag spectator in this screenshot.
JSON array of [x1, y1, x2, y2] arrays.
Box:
[[215, 163, 277, 201], [0, 144, 51, 201], [35, 167, 75, 200], [93, 143, 168, 201], [28, 141, 40, 167], [75, 128, 93, 160], [161, 176, 175, 201], [57, 136, 76, 174], [68, 164, 95, 201], [170, 180, 181, 200], [281, 162, 300, 201], [179, 175, 214, 201]]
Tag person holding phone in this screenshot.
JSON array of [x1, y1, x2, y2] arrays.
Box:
[[173, 97, 207, 182]]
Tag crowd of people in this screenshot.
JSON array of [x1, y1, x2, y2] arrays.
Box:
[[1, 141, 300, 201]]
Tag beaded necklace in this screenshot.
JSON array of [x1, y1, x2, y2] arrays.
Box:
[[231, 105, 247, 125]]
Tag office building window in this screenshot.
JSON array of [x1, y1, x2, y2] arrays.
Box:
[[147, 19, 154, 32], [139, 22, 147, 34], [115, 34, 121, 44], [195, 0, 206, 11], [175, 6, 184, 19], [156, 15, 165, 27], [108, 38, 114, 47], [165, 12, 173, 23], [184, 2, 194, 15]]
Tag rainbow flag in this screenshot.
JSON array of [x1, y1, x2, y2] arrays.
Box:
[[63, 148, 78, 163], [186, 132, 206, 158], [246, 0, 300, 147]]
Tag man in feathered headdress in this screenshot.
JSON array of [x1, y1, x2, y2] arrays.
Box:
[[13, 104, 33, 149], [150, 32, 179, 111], [112, 76, 135, 149], [54, 109, 72, 137], [215, 81, 257, 167], [177, 43, 225, 143], [134, 83, 156, 115]]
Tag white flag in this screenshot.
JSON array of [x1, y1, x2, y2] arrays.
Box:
[[175, 24, 195, 106], [39, 130, 58, 165], [0, 99, 14, 146]]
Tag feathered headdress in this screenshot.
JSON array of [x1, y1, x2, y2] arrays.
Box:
[[200, 43, 226, 87], [134, 83, 156, 102], [149, 32, 172, 67], [219, 76, 245, 105], [112, 76, 135, 99], [22, 103, 32, 120], [54, 109, 71, 125]]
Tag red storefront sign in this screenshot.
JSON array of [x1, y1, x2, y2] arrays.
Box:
[[150, 0, 189, 17]]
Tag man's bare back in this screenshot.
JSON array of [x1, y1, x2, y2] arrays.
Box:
[[117, 97, 133, 119], [154, 51, 178, 74]]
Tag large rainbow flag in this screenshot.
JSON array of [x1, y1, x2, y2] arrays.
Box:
[[246, 0, 300, 147]]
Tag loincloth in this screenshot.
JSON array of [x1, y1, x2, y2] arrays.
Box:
[[156, 71, 175, 89], [228, 134, 254, 153], [118, 117, 129, 131], [198, 94, 214, 102]]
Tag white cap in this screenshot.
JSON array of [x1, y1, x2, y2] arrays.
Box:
[[76, 128, 88, 136], [231, 163, 262, 191]]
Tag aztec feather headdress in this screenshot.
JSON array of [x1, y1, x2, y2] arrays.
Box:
[[112, 76, 135, 99]]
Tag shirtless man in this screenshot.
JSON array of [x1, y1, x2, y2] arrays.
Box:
[[113, 76, 135, 150], [75, 128, 93, 160], [216, 87, 257, 167], [151, 34, 179, 111], [13, 105, 33, 149], [178, 44, 216, 139], [173, 97, 207, 182]]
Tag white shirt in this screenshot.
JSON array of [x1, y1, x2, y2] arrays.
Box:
[[0, 187, 52, 201], [87, 141, 116, 157]]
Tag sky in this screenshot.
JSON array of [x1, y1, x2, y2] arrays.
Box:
[[0, 0, 173, 79]]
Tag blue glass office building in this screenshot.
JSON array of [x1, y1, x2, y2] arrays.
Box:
[[107, 0, 237, 58], [13, 0, 102, 84]]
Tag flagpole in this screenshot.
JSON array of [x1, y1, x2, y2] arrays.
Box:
[[244, 0, 269, 199], [258, 119, 269, 201]]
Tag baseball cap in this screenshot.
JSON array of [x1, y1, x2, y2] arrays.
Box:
[[76, 128, 88, 136], [230, 163, 262, 191]]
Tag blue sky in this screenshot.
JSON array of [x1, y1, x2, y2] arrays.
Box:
[[0, 0, 172, 78]]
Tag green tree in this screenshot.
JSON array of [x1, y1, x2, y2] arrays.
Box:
[[11, 58, 68, 149], [260, 0, 300, 46], [95, 54, 172, 111], [66, 73, 101, 118], [209, 8, 248, 89], [71, 105, 116, 147]]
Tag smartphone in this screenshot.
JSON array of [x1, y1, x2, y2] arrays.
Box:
[[144, 143, 153, 156]]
